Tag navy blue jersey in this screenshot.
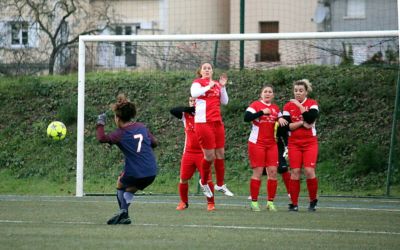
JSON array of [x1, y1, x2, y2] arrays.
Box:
[[97, 122, 158, 178]]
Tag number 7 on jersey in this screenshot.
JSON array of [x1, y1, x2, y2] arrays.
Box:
[[134, 134, 143, 152]]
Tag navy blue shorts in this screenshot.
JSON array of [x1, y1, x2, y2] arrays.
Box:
[[119, 174, 156, 190]]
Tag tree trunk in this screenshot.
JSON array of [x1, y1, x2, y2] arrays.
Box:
[[48, 51, 56, 75]]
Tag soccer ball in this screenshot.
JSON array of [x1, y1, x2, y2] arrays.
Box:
[[47, 121, 67, 141]]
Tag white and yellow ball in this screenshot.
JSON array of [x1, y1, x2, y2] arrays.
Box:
[[47, 121, 67, 141]]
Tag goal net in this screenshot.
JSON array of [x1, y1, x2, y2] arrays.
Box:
[[76, 30, 399, 197]]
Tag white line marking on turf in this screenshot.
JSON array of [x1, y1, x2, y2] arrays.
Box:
[[1, 198, 400, 212], [175, 224, 400, 235], [0, 219, 399, 235]]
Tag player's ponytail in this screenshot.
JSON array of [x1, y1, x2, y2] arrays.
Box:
[[112, 93, 136, 122]]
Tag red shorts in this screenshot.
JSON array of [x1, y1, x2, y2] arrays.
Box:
[[248, 142, 278, 168], [195, 121, 225, 150], [180, 151, 204, 180], [288, 138, 318, 169]]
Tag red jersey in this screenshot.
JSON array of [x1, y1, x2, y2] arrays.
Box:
[[182, 112, 202, 153], [191, 78, 225, 123], [283, 98, 319, 140], [246, 100, 280, 145]]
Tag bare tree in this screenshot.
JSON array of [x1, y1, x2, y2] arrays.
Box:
[[0, 0, 115, 75]]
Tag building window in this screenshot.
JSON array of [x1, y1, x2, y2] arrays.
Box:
[[346, 0, 365, 18], [259, 22, 280, 62], [11, 22, 29, 46], [113, 25, 138, 67], [114, 26, 123, 56]]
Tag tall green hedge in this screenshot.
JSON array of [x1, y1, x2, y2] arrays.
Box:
[[0, 65, 398, 194]]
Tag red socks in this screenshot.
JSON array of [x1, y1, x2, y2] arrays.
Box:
[[289, 179, 300, 205], [288, 178, 318, 205], [267, 179, 277, 201], [281, 171, 291, 195], [179, 183, 189, 204], [207, 181, 215, 204], [306, 178, 318, 201], [214, 158, 225, 186], [250, 178, 261, 201], [201, 159, 212, 185]]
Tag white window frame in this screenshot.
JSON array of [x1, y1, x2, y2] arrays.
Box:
[[344, 0, 366, 19], [9, 21, 39, 49], [11, 21, 29, 48]]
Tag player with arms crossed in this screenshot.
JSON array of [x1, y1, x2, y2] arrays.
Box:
[[244, 85, 287, 211], [190, 62, 233, 198], [282, 79, 319, 212], [96, 94, 158, 224], [170, 97, 216, 211]]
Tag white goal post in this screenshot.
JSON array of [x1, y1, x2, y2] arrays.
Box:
[[76, 30, 399, 197]]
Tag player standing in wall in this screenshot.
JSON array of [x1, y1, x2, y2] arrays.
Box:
[[244, 85, 287, 211], [190, 63, 234, 198], [170, 97, 216, 211], [96, 94, 158, 224], [282, 79, 319, 212]]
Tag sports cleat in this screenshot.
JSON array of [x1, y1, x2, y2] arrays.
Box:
[[207, 203, 215, 211], [118, 217, 132, 224], [107, 209, 130, 225], [199, 179, 213, 198], [288, 204, 298, 212], [214, 184, 234, 197], [266, 201, 277, 212], [308, 199, 318, 212], [176, 201, 189, 210], [250, 201, 261, 212]]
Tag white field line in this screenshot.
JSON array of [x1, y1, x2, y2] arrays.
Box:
[[0, 219, 399, 236], [0, 198, 399, 212]]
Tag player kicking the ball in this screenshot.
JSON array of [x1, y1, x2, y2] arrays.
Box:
[[96, 94, 158, 224]]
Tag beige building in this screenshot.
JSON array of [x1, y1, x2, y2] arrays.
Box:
[[0, 0, 319, 73], [230, 0, 318, 68]]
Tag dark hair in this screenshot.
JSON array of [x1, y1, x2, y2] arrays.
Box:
[[111, 93, 136, 122], [260, 84, 274, 93]]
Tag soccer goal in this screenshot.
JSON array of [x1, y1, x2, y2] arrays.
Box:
[[76, 30, 399, 197]]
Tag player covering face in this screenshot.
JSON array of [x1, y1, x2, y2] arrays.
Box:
[[282, 79, 319, 212], [244, 85, 288, 212]]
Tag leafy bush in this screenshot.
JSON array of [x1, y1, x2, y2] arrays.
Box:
[[0, 65, 399, 195]]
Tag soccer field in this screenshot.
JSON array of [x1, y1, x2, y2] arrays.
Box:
[[0, 195, 399, 250]]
